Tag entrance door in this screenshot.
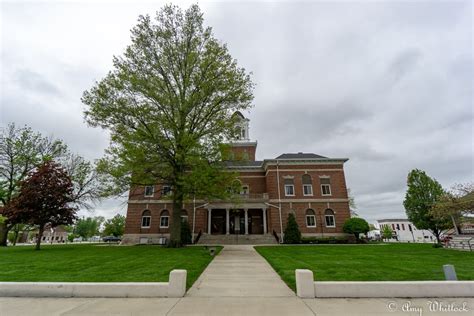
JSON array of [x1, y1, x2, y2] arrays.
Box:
[[211, 210, 226, 234], [249, 209, 263, 234]]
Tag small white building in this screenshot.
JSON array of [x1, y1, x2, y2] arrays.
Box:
[[377, 219, 435, 243]]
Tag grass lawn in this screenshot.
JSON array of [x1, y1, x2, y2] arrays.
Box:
[[255, 244, 474, 291], [0, 244, 220, 289]]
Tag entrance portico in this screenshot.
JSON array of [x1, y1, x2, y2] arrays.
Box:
[[206, 204, 268, 235]]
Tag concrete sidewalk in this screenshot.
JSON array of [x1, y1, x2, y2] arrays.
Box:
[[1, 245, 473, 315], [2, 296, 472, 315], [187, 245, 294, 297]]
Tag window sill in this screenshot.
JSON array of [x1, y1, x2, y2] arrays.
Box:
[[141, 226, 151, 229], [160, 226, 169, 229]]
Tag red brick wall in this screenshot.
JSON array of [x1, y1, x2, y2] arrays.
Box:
[[267, 202, 350, 235], [125, 162, 351, 238], [229, 145, 256, 161], [265, 164, 348, 200], [238, 173, 267, 194]]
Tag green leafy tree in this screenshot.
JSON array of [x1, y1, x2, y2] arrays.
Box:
[[103, 214, 126, 237], [8, 161, 77, 250], [75, 217, 104, 239], [343, 217, 370, 242], [82, 4, 254, 247], [283, 213, 301, 244], [403, 169, 450, 243], [381, 225, 394, 241], [432, 183, 474, 234], [0, 124, 103, 247], [181, 219, 192, 245], [0, 123, 68, 246]]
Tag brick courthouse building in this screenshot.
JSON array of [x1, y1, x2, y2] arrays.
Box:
[[123, 112, 351, 244]]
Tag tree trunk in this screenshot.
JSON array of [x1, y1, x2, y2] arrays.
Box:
[[170, 185, 184, 248], [36, 225, 44, 250], [12, 227, 19, 246], [433, 229, 441, 244], [0, 222, 10, 246]]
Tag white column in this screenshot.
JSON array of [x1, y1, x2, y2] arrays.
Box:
[[226, 209, 230, 235], [244, 208, 249, 235], [207, 209, 212, 234], [262, 208, 267, 234]]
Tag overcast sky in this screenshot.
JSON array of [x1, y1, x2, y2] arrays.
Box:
[[1, 0, 472, 223]]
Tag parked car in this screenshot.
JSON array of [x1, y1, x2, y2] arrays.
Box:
[[89, 236, 101, 242], [102, 236, 121, 242]]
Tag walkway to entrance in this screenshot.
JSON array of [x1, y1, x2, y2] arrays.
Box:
[[187, 245, 293, 297]]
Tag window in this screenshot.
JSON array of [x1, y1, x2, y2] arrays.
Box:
[[141, 210, 151, 228], [144, 185, 154, 197], [408, 224, 412, 231], [325, 209, 335, 227], [181, 210, 188, 223], [392, 224, 395, 230], [284, 178, 295, 196], [162, 185, 172, 196], [396, 224, 400, 230], [240, 185, 250, 195], [320, 177, 331, 196], [160, 210, 170, 228], [306, 209, 316, 227], [401, 223, 405, 230], [302, 174, 313, 196]]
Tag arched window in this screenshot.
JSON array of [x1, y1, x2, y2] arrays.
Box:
[[181, 210, 188, 222], [284, 178, 295, 196], [141, 210, 151, 228], [320, 177, 332, 196], [302, 174, 313, 196], [306, 209, 316, 227], [325, 209, 335, 227], [160, 210, 170, 228]]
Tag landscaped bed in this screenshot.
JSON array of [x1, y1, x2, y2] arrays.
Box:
[[255, 243, 474, 291], [0, 244, 220, 289]]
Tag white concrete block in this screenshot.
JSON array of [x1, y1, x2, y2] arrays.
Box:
[[314, 281, 474, 298], [0, 282, 169, 298], [168, 269, 187, 298], [295, 269, 315, 298]]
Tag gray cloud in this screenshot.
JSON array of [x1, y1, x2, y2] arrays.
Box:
[[1, 0, 472, 223]]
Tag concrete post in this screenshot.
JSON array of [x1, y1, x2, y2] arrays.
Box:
[[168, 269, 187, 297], [295, 269, 315, 298], [262, 208, 267, 234], [226, 208, 230, 235], [443, 264, 458, 280], [244, 209, 249, 235], [207, 209, 212, 234]]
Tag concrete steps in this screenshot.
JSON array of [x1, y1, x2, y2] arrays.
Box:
[[446, 235, 474, 251], [197, 234, 278, 245]]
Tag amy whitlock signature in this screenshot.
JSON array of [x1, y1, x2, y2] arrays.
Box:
[[387, 300, 470, 316]]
